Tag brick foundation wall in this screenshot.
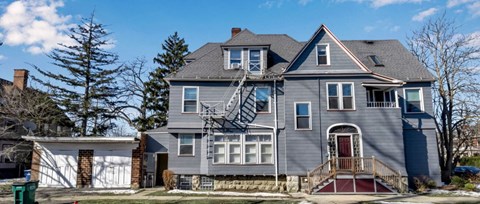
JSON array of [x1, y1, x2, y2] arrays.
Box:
[[77, 150, 94, 188], [30, 143, 42, 181], [131, 133, 146, 189]]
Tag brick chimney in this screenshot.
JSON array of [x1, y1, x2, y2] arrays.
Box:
[[13, 69, 29, 90], [231, 27, 241, 38]]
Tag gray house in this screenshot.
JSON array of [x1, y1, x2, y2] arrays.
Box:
[[146, 25, 440, 194]]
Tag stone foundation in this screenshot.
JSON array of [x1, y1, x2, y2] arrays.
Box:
[[213, 175, 287, 192], [286, 175, 299, 192], [192, 175, 201, 190]]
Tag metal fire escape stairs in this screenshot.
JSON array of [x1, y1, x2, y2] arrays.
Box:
[[199, 70, 248, 158]]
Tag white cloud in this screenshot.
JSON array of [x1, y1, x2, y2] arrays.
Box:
[[259, 0, 284, 8], [390, 25, 401, 32], [364, 26, 375, 32], [447, 0, 474, 8], [0, 54, 6, 60], [0, 0, 75, 55], [298, 0, 313, 6], [412, 8, 438, 21], [468, 31, 480, 47], [372, 0, 424, 8], [467, 2, 480, 17]]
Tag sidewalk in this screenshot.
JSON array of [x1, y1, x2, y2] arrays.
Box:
[[1, 188, 479, 204]]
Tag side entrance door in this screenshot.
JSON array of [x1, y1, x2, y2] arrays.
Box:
[[337, 135, 352, 170], [155, 153, 168, 186]]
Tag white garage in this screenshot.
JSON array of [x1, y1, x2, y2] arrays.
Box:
[[92, 150, 132, 188], [24, 136, 142, 189]]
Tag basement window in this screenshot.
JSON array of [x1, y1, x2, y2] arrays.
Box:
[[369, 55, 384, 66]]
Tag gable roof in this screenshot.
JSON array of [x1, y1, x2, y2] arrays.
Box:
[[284, 24, 371, 74], [168, 25, 433, 82]]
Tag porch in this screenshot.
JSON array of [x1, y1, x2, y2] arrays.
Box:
[[307, 157, 408, 194]]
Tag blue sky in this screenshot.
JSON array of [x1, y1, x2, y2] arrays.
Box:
[[0, 0, 479, 81]]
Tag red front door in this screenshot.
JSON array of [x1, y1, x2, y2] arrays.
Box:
[[337, 136, 352, 169]]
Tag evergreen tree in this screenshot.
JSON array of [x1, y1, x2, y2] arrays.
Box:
[[32, 13, 122, 137], [147, 32, 189, 128]]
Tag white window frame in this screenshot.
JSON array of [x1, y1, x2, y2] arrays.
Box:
[[294, 102, 312, 130], [403, 88, 424, 114], [248, 49, 262, 74], [254, 87, 271, 113], [182, 86, 199, 113], [326, 82, 356, 110], [316, 43, 330, 66], [178, 134, 195, 156], [228, 48, 243, 69], [212, 133, 273, 165]]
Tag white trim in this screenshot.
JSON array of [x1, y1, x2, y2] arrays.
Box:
[[178, 133, 195, 156], [254, 86, 271, 113], [326, 123, 364, 161], [294, 101, 312, 130], [22, 136, 137, 143], [212, 132, 273, 165], [182, 86, 199, 113], [403, 87, 425, 114], [248, 49, 262, 74], [326, 82, 356, 110], [316, 43, 330, 66], [228, 48, 243, 69]]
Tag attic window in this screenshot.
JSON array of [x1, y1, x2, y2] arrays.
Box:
[[316, 44, 330, 65], [229, 49, 242, 69], [369, 55, 383, 66]]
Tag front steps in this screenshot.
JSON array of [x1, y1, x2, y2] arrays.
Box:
[[311, 175, 398, 194]]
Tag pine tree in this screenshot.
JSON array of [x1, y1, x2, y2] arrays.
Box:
[[147, 32, 189, 128], [32, 13, 122, 137]]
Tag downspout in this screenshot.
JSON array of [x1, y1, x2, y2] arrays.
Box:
[[273, 79, 278, 187], [239, 80, 279, 187]]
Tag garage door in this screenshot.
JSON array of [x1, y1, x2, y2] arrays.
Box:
[[92, 150, 132, 188], [39, 150, 78, 188]]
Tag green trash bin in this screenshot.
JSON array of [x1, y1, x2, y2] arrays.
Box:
[[11, 181, 39, 204]]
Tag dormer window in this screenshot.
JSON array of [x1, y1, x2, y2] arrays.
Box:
[[369, 55, 383, 66], [229, 49, 242, 69], [316, 44, 330, 65], [249, 49, 261, 74]]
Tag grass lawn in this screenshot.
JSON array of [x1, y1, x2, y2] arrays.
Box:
[[79, 199, 299, 204], [146, 190, 208, 197]]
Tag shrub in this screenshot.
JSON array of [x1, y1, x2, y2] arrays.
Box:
[[459, 156, 480, 167], [414, 175, 437, 192], [450, 176, 467, 187], [464, 183, 476, 191], [162, 170, 176, 190]]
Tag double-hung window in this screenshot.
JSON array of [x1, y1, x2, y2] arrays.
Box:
[[404, 88, 423, 113], [316, 44, 330, 65], [229, 49, 242, 69], [327, 83, 355, 110], [295, 102, 311, 130], [255, 87, 270, 113], [178, 134, 194, 156], [182, 87, 198, 113], [213, 134, 273, 165], [249, 49, 261, 73]]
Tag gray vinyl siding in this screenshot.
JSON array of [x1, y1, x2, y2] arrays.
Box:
[[284, 76, 407, 175], [168, 133, 202, 174], [146, 133, 170, 153], [287, 30, 363, 73], [168, 81, 284, 129], [403, 129, 441, 185], [399, 82, 436, 130]]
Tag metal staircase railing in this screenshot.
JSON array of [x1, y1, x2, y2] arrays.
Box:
[[307, 156, 408, 194], [225, 71, 247, 112]]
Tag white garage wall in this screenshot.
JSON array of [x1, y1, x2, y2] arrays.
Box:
[[36, 142, 138, 188]]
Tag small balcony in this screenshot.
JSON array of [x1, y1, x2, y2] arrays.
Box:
[[367, 101, 397, 108], [199, 101, 225, 119]]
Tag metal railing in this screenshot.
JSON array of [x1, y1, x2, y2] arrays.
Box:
[[199, 101, 225, 118], [367, 101, 397, 108], [307, 156, 407, 193]]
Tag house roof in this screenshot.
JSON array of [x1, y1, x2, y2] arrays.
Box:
[[342, 40, 435, 82], [22, 136, 139, 143], [168, 26, 434, 82]]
